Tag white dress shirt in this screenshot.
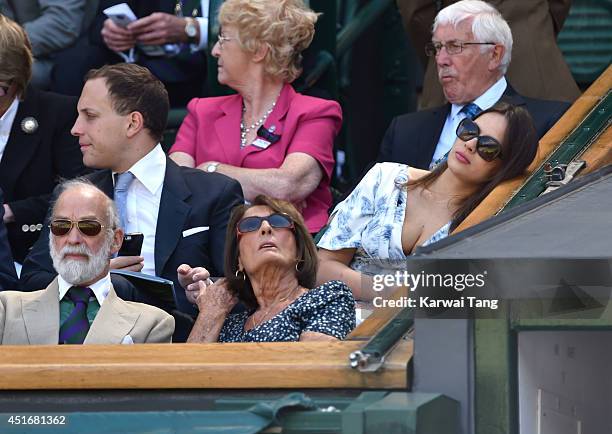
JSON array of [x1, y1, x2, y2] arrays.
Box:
[[0, 98, 19, 162], [430, 76, 508, 166], [113, 144, 166, 277], [193, 0, 210, 50], [58, 273, 111, 305]]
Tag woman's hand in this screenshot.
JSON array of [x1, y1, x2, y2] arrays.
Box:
[[177, 264, 211, 305], [195, 278, 238, 314]]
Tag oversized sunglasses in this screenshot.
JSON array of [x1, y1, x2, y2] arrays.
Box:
[[237, 213, 294, 234], [456, 118, 504, 162], [49, 219, 106, 237]]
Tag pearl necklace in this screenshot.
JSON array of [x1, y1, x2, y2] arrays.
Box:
[[250, 284, 301, 329], [240, 98, 278, 149]]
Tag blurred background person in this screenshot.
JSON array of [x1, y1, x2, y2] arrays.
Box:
[[169, 0, 342, 234], [0, 15, 86, 264], [0, 187, 18, 290], [396, 0, 581, 108], [55, 0, 212, 105], [0, 0, 99, 89], [183, 195, 355, 343], [318, 103, 538, 305]]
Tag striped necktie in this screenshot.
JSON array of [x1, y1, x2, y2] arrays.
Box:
[[59, 286, 93, 344], [429, 102, 483, 169]]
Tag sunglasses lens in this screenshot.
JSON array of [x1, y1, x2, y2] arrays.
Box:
[[457, 119, 479, 141], [78, 220, 103, 236], [50, 220, 72, 236], [237, 216, 262, 233], [268, 214, 293, 229], [477, 137, 502, 162]]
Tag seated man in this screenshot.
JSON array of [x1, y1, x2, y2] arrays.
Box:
[[0, 179, 174, 344], [20, 63, 243, 329], [378, 0, 571, 169], [0, 0, 98, 89]]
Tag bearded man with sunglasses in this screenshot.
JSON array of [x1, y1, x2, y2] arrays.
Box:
[[377, 0, 570, 170], [0, 180, 174, 345]]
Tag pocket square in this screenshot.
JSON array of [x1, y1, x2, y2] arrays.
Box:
[[121, 335, 134, 345], [182, 226, 209, 237]]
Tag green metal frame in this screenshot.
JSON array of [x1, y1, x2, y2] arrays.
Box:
[[0, 392, 459, 434], [502, 89, 612, 210]]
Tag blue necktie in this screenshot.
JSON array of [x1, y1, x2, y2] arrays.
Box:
[[114, 171, 135, 230], [59, 287, 93, 344], [429, 102, 483, 169]]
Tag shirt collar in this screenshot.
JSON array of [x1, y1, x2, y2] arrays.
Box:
[[112, 144, 166, 195], [450, 76, 508, 119], [0, 97, 19, 124], [58, 273, 111, 305]]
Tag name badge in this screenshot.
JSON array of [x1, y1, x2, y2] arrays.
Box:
[[252, 138, 272, 149]]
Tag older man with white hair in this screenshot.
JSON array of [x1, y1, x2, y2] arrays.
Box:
[[378, 0, 570, 170], [0, 179, 174, 345]]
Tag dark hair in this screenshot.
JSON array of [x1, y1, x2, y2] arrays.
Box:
[[407, 101, 538, 231], [84, 64, 169, 142], [224, 195, 318, 310]]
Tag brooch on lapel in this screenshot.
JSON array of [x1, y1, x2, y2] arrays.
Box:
[[21, 117, 39, 134]]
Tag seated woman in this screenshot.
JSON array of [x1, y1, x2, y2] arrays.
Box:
[[169, 0, 342, 234], [317, 102, 539, 301], [182, 195, 355, 343]]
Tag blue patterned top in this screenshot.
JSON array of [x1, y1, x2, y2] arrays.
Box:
[[317, 162, 450, 274], [218, 281, 356, 342]]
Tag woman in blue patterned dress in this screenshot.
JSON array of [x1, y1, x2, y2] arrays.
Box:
[[317, 102, 539, 301], [182, 195, 355, 342]]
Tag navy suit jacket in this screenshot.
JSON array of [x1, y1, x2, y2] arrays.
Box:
[[0, 87, 87, 262], [0, 188, 18, 291], [377, 85, 571, 169], [19, 158, 243, 314]]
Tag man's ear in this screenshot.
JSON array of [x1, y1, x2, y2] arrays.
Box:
[[110, 228, 124, 256], [126, 112, 145, 138], [488, 44, 505, 72]]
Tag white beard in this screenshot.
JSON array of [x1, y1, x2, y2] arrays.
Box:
[[50, 235, 112, 286]]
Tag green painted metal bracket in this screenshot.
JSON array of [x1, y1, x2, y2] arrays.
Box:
[[349, 308, 413, 372], [336, 0, 395, 58], [502, 89, 612, 210]]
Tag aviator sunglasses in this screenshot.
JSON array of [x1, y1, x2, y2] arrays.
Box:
[[456, 118, 504, 162], [237, 213, 294, 234], [49, 219, 106, 237]]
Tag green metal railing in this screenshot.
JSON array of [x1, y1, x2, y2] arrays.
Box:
[[501, 89, 612, 211]]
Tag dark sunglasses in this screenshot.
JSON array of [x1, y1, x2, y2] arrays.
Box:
[[456, 118, 504, 162], [49, 219, 106, 237], [237, 213, 294, 234]]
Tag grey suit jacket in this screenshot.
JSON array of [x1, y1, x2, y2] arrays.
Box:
[[0, 278, 174, 344], [0, 0, 99, 56]]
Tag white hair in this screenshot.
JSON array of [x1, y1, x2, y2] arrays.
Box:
[[433, 0, 512, 74], [53, 178, 120, 234], [50, 233, 114, 285]]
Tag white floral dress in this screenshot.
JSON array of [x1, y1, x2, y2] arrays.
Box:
[[317, 162, 450, 275]]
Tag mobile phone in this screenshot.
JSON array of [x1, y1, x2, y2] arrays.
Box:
[[118, 233, 144, 257], [107, 13, 134, 28]]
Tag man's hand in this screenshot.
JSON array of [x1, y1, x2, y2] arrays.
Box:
[[177, 264, 211, 305], [101, 18, 137, 51], [110, 255, 144, 272], [128, 13, 191, 45]]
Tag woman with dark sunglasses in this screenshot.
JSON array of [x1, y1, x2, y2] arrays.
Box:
[[317, 102, 538, 306], [182, 195, 355, 343]]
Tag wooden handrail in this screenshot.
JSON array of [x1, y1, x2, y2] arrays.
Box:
[[454, 65, 612, 233], [0, 340, 412, 390]]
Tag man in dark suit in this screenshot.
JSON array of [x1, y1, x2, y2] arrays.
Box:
[[20, 64, 243, 328], [0, 188, 18, 291], [0, 15, 87, 263], [377, 0, 570, 169]]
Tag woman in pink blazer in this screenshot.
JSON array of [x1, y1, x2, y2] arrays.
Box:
[[169, 0, 342, 233]]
